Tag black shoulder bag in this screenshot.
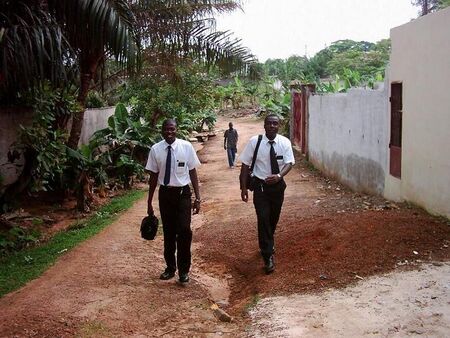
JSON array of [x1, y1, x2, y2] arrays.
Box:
[[241, 135, 263, 191]]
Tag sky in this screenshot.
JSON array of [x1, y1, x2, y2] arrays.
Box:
[[215, 0, 419, 62]]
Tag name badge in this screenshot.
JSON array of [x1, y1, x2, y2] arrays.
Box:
[[178, 162, 185, 167], [276, 155, 283, 160]]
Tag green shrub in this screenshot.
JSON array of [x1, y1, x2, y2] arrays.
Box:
[[17, 85, 79, 192], [0, 226, 41, 254], [118, 65, 217, 135], [86, 91, 107, 108]]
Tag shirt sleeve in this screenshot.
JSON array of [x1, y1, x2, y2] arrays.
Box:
[[145, 147, 159, 173], [224, 130, 228, 139], [187, 143, 201, 170], [283, 140, 295, 165], [239, 137, 255, 166]]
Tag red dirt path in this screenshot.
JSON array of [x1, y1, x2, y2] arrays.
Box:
[[0, 113, 449, 337], [195, 114, 450, 313]]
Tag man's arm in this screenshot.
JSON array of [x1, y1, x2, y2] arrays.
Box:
[[147, 171, 159, 215], [265, 163, 293, 185], [240, 164, 249, 202], [189, 168, 201, 214], [223, 131, 227, 150]]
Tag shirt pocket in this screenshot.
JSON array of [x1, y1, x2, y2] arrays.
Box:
[[176, 159, 187, 174], [276, 155, 285, 166]]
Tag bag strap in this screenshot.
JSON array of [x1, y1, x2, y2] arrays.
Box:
[[250, 135, 263, 172]]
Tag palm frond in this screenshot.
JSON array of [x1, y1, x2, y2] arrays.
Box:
[[133, 0, 253, 75], [48, 0, 140, 72], [0, 2, 76, 102]]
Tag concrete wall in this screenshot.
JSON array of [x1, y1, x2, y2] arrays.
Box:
[[308, 85, 389, 195], [78, 106, 115, 146], [0, 107, 34, 191], [0, 106, 115, 191], [385, 8, 450, 218]]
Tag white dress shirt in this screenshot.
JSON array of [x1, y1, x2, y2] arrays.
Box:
[[146, 138, 201, 186], [239, 134, 295, 180]]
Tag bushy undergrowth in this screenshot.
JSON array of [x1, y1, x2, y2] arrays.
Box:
[[0, 226, 41, 255]]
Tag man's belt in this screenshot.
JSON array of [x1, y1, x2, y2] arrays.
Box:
[[160, 184, 188, 189]]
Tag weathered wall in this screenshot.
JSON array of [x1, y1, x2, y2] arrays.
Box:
[[308, 85, 389, 195], [78, 106, 115, 146], [0, 106, 115, 191], [386, 8, 450, 218], [0, 107, 34, 191]]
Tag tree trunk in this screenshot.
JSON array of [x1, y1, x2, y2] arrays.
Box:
[[67, 73, 91, 149], [67, 52, 103, 149], [67, 51, 103, 210]]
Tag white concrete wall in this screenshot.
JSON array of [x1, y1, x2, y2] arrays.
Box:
[[78, 106, 116, 146], [308, 85, 389, 195], [0, 106, 115, 191], [386, 8, 450, 218]]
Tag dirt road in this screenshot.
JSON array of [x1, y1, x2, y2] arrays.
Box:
[[1, 113, 449, 337]]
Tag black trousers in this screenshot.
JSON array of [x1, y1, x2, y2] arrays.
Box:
[[158, 185, 192, 274], [253, 179, 286, 261]]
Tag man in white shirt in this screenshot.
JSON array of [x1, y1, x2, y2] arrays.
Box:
[[239, 114, 295, 274], [146, 119, 201, 284]]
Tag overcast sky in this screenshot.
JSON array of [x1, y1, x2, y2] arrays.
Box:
[[215, 0, 418, 62]]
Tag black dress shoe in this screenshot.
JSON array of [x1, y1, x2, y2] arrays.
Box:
[[178, 273, 189, 284], [265, 256, 275, 274], [160, 270, 175, 280]]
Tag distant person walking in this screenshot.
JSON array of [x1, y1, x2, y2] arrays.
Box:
[[239, 114, 295, 274], [224, 122, 238, 168], [146, 119, 201, 284]]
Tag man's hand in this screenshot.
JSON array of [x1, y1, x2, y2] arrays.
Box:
[[265, 174, 281, 185], [241, 189, 248, 202], [192, 199, 201, 214]]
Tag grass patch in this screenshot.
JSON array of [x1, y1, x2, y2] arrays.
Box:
[[244, 293, 261, 313], [0, 189, 146, 297], [76, 320, 111, 338]]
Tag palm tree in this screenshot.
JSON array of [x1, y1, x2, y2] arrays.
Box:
[[1, 0, 140, 149], [0, 1, 75, 102], [1, 0, 254, 148], [132, 0, 254, 77], [50, 0, 140, 148]]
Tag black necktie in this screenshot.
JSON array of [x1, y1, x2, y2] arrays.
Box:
[[269, 141, 280, 174], [164, 146, 171, 186]]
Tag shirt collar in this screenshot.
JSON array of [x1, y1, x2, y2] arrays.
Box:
[[263, 134, 279, 144], [163, 138, 178, 149]]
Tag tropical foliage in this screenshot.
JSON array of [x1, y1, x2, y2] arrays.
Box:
[[216, 76, 291, 122], [119, 66, 217, 136], [263, 39, 390, 88], [262, 39, 390, 93], [0, 0, 254, 146], [0, 0, 256, 213], [411, 0, 450, 15]]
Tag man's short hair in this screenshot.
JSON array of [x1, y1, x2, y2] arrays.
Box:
[[264, 114, 280, 123], [162, 118, 177, 128]]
